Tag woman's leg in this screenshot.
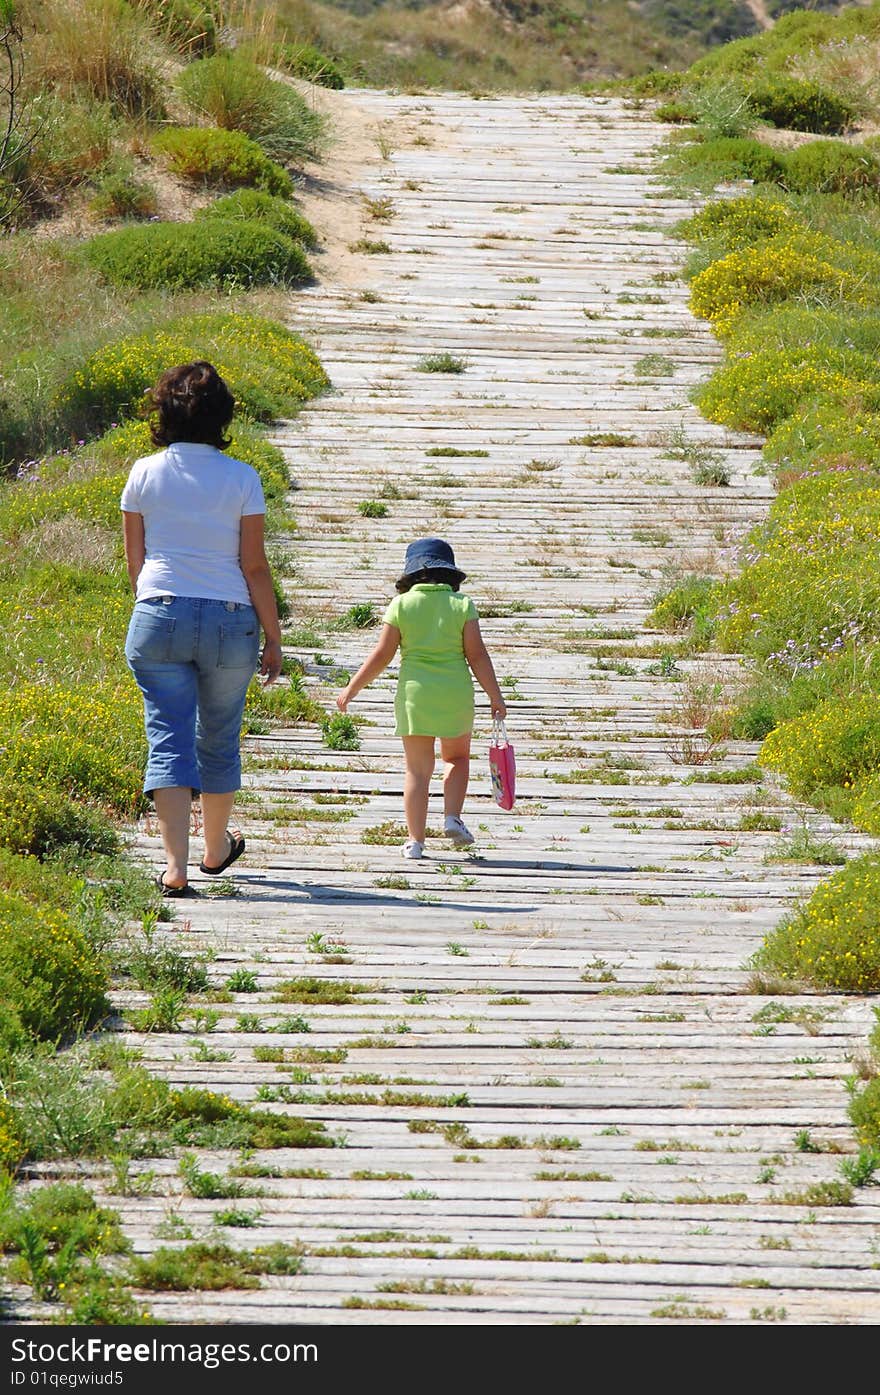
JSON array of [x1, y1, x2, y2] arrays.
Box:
[[401, 735, 435, 842], [439, 733, 472, 818], [153, 787, 193, 890], [201, 790, 237, 869], [194, 601, 260, 868], [125, 597, 200, 888]]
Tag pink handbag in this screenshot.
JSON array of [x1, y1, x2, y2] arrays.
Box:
[[488, 718, 516, 810]]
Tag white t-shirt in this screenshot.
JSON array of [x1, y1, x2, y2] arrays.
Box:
[[120, 442, 266, 604]]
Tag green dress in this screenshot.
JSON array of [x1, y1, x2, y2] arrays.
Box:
[[383, 583, 477, 737]]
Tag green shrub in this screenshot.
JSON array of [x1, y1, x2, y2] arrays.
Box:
[[851, 772, 880, 836], [269, 41, 345, 90], [0, 682, 146, 814], [55, 311, 328, 439], [850, 1075, 880, 1150], [175, 54, 325, 163], [751, 853, 880, 992], [0, 890, 109, 1043], [665, 135, 787, 186], [649, 574, 719, 634], [150, 127, 293, 197], [80, 218, 312, 291], [244, 676, 324, 728], [0, 784, 119, 859], [321, 713, 360, 751], [87, 162, 159, 222], [674, 194, 797, 252], [783, 140, 880, 196], [747, 79, 858, 135], [693, 344, 880, 433], [16, 95, 117, 207], [196, 189, 318, 248], [712, 469, 880, 662], [688, 237, 864, 335], [654, 99, 696, 124], [762, 389, 880, 481], [760, 695, 880, 799], [0, 1097, 24, 1172], [686, 8, 880, 83]]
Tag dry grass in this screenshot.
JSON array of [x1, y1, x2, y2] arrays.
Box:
[[21, 0, 168, 117]]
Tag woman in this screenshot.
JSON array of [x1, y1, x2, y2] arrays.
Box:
[[121, 360, 283, 896]]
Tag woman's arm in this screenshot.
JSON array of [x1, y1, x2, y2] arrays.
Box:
[[463, 618, 507, 719], [240, 513, 283, 685], [336, 625, 400, 712], [122, 511, 145, 594]]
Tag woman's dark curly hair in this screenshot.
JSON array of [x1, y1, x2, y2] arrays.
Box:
[[146, 361, 235, 448]]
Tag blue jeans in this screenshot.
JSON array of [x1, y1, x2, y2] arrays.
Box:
[[125, 596, 259, 797]]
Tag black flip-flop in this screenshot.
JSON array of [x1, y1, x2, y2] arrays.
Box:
[[199, 831, 245, 877], [155, 872, 199, 898]]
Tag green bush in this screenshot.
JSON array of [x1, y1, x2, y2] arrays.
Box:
[[688, 236, 866, 335], [693, 343, 880, 433], [665, 135, 787, 186], [711, 469, 880, 662], [0, 1097, 25, 1172], [760, 695, 880, 799], [270, 41, 345, 90], [649, 574, 718, 635], [762, 388, 880, 481], [747, 79, 858, 135], [195, 190, 318, 249], [783, 140, 880, 196], [55, 311, 329, 439], [850, 1074, 880, 1150], [0, 682, 146, 815], [15, 95, 117, 208], [150, 127, 293, 197], [321, 713, 360, 751], [175, 54, 325, 163], [851, 772, 880, 836], [80, 218, 312, 292], [88, 162, 159, 222], [0, 890, 109, 1043], [0, 784, 119, 859], [751, 853, 880, 992], [674, 193, 797, 253]]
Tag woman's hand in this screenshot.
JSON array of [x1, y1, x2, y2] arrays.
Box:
[[336, 686, 352, 713], [260, 639, 283, 685], [491, 699, 507, 720]]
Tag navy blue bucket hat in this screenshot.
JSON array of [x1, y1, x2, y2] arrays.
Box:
[[398, 537, 467, 586]]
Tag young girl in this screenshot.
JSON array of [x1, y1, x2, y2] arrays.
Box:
[[336, 537, 507, 859]]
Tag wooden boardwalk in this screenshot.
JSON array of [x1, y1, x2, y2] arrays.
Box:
[[23, 93, 880, 1325]]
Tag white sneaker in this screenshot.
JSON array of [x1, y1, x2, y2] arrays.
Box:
[[444, 815, 474, 846], [402, 839, 424, 859]]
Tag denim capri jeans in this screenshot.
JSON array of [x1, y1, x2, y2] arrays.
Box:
[[125, 595, 260, 797]]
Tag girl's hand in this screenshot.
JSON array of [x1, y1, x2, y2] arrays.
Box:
[[492, 699, 507, 720], [260, 639, 283, 685], [336, 687, 351, 713]]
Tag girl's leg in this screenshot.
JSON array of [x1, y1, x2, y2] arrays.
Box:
[[402, 735, 435, 842], [153, 786, 193, 890], [439, 733, 472, 818]]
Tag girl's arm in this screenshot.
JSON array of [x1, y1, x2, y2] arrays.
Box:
[[122, 511, 145, 593], [336, 625, 400, 712], [240, 513, 283, 685], [463, 618, 507, 719]]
